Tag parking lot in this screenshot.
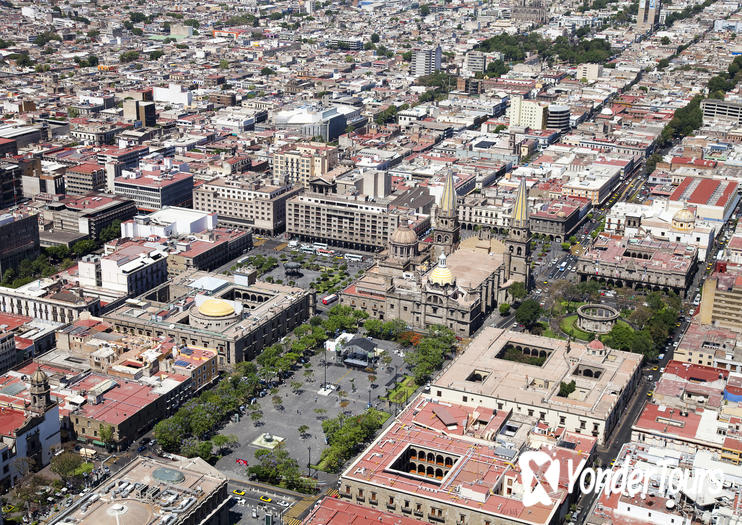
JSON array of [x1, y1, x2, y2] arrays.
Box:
[[215, 335, 410, 488]]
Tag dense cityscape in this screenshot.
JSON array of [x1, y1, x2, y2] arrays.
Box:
[[0, 0, 742, 523]]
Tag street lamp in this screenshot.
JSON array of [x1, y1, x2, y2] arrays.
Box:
[[307, 446, 311, 477]]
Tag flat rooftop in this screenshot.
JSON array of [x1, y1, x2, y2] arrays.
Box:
[[50, 456, 226, 525], [434, 328, 642, 420]]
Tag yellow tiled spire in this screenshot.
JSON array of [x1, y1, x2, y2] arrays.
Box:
[[511, 177, 528, 228], [440, 172, 456, 215]]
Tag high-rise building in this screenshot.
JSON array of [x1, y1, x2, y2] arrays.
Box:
[[410, 46, 442, 78], [546, 104, 571, 132], [123, 99, 156, 127], [508, 95, 547, 129], [273, 142, 338, 188], [637, 0, 660, 31], [0, 212, 40, 277]]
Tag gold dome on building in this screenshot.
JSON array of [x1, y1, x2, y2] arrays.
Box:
[[429, 253, 455, 286], [672, 205, 695, 231], [198, 298, 235, 318], [390, 223, 418, 245]]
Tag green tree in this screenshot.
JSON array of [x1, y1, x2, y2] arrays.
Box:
[[50, 452, 83, 480], [499, 303, 511, 315], [182, 439, 213, 460], [219, 58, 229, 69], [99, 424, 115, 448], [120, 50, 140, 63], [154, 418, 187, 452], [211, 434, 238, 454], [298, 424, 310, 438], [184, 18, 200, 28], [420, 4, 431, 15], [515, 299, 542, 329], [509, 282, 527, 302], [260, 66, 276, 76], [558, 380, 576, 397]]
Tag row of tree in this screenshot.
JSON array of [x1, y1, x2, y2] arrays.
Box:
[[317, 408, 388, 472]]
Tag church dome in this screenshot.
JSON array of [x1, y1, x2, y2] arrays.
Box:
[[672, 205, 695, 231], [673, 206, 695, 223], [390, 224, 418, 245], [429, 253, 455, 286], [198, 298, 236, 318]]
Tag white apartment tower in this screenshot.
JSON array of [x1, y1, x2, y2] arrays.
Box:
[[411, 45, 442, 78]]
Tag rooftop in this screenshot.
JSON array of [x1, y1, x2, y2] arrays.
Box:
[[434, 328, 642, 420]]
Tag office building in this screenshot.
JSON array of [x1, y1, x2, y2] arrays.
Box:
[[637, 0, 660, 31], [273, 142, 339, 188], [699, 262, 742, 331], [410, 46, 442, 78], [0, 161, 24, 209], [702, 98, 742, 125], [123, 99, 157, 127], [546, 104, 570, 132], [508, 95, 547, 129], [33, 193, 137, 246], [64, 163, 106, 195], [114, 171, 194, 211], [0, 212, 40, 277], [0, 331, 15, 373], [286, 186, 429, 252], [78, 244, 169, 297], [577, 63, 603, 82], [194, 177, 302, 235]]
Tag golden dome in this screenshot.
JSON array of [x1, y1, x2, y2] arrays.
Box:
[[390, 224, 418, 245], [429, 253, 455, 286], [673, 206, 695, 224], [198, 298, 235, 317]]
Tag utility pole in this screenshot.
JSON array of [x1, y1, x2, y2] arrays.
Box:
[[307, 446, 311, 477]]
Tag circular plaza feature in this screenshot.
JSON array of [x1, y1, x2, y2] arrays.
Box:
[[576, 304, 619, 334]]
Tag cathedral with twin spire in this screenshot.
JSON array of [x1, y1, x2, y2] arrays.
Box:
[[340, 173, 531, 337]]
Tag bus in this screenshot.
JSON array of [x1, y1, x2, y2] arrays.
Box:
[[344, 253, 363, 262], [317, 248, 335, 257], [300, 245, 315, 254], [559, 261, 568, 272], [322, 294, 338, 305], [313, 242, 329, 250]]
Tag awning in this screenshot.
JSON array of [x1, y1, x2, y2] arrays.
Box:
[[344, 358, 368, 368]]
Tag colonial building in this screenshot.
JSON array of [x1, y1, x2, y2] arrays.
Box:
[[340, 174, 531, 336], [0, 369, 61, 489], [576, 236, 697, 294]]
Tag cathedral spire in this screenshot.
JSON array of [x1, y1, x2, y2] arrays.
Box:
[[511, 177, 528, 229], [440, 171, 457, 216]]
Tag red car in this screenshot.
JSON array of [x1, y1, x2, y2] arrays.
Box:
[[235, 458, 248, 466]]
